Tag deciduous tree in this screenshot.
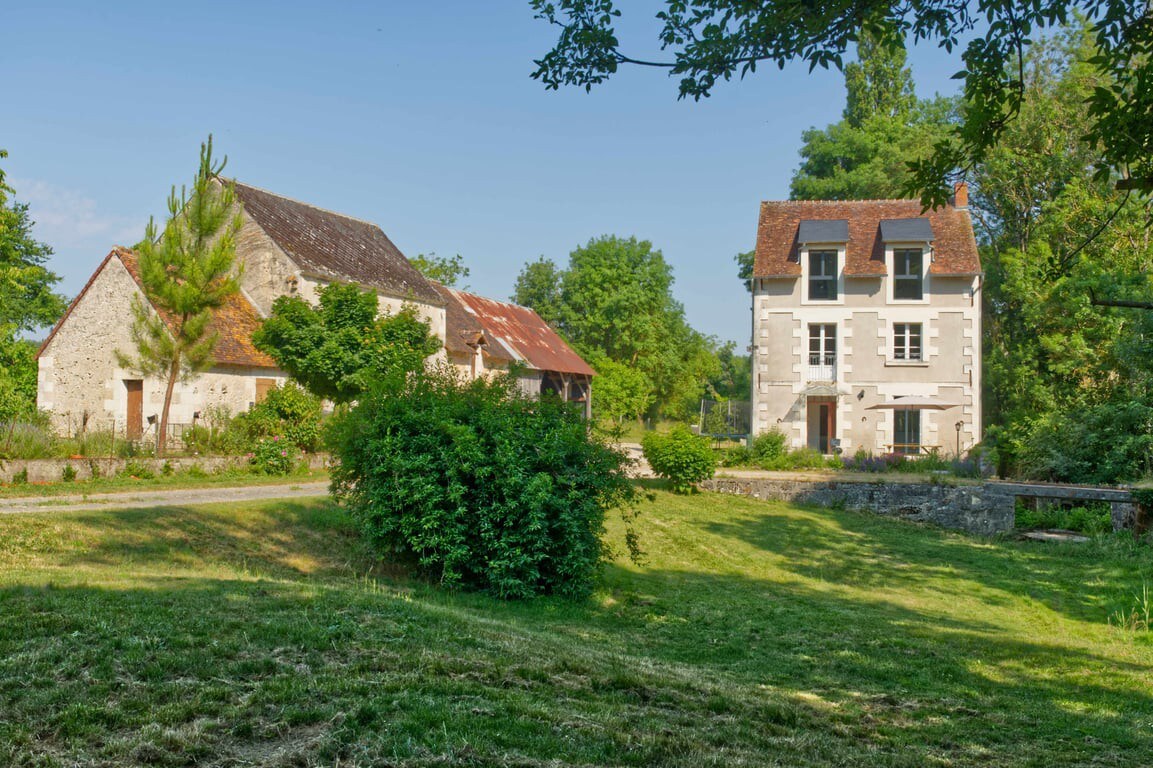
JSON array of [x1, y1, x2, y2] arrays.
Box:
[[0, 149, 66, 421], [253, 282, 441, 404], [530, 0, 1153, 205], [410, 252, 470, 287]]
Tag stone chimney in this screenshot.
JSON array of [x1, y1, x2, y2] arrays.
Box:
[[951, 181, 969, 210]]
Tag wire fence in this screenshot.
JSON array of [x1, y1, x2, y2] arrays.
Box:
[[1, 416, 203, 460], [698, 399, 751, 440]]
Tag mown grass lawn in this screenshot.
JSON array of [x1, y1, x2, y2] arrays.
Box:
[[1, 486, 1151, 766]]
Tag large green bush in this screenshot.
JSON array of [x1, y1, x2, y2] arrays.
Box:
[[328, 370, 637, 599], [641, 427, 717, 493]]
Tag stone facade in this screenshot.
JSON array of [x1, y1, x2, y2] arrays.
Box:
[[703, 476, 1016, 536], [750, 196, 982, 455], [37, 254, 287, 436]]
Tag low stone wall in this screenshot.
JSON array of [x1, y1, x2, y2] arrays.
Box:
[[702, 476, 1017, 536], [0, 453, 329, 484]]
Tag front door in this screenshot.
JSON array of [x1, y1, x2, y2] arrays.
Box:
[[807, 396, 837, 454], [124, 379, 143, 439]]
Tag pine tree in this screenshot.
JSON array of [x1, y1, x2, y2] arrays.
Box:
[[117, 137, 241, 455]]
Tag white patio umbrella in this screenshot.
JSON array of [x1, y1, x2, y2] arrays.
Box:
[[865, 396, 963, 411]]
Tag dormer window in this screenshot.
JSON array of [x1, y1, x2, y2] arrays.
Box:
[[808, 251, 838, 301], [893, 249, 924, 300]]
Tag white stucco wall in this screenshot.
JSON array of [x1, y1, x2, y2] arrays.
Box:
[[750, 271, 982, 454]]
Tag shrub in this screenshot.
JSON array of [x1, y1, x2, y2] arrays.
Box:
[[61, 464, 77, 482], [1016, 501, 1112, 536], [642, 427, 717, 493], [718, 445, 753, 467], [751, 429, 788, 464], [121, 460, 155, 480], [780, 447, 826, 470], [232, 382, 324, 453], [328, 370, 637, 599], [249, 436, 299, 475]]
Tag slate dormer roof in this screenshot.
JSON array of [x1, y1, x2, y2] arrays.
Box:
[[230, 181, 444, 306], [433, 284, 596, 377], [753, 199, 981, 278]]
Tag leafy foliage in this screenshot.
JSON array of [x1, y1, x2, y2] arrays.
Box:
[[0, 149, 66, 422], [0, 333, 38, 423], [641, 427, 717, 493], [248, 436, 300, 476], [585, 353, 652, 423], [116, 137, 242, 456], [409, 252, 470, 287], [232, 382, 324, 453], [253, 283, 441, 404], [751, 428, 788, 464], [0, 149, 66, 334], [531, 0, 1153, 205], [974, 25, 1153, 482], [328, 369, 638, 599], [513, 236, 720, 420], [791, 32, 957, 201], [511, 256, 565, 327]]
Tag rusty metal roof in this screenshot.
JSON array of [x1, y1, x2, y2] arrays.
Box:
[[230, 180, 444, 306], [439, 286, 596, 376]]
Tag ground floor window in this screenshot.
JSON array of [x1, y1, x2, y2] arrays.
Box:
[[894, 410, 921, 454]]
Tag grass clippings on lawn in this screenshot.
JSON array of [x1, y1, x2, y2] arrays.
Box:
[[1, 486, 1151, 766]]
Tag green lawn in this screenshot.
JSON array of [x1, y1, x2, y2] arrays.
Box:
[[1, 487, 1151, 766]]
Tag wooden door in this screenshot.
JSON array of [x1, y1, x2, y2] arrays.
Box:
[[807, 396, 837, 454], [255, 378, 277, 405], [125, 380, 143, 439]]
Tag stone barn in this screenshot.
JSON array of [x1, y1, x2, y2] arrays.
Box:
[[36, 247, 285, 439]]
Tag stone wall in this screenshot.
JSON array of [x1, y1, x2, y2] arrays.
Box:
[[0, 453, 329, 484], [702, 476, 1016, 536]]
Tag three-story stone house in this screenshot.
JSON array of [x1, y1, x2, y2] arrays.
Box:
[[749, 185, 982, 456]]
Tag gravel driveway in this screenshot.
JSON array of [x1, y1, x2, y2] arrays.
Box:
[[0, 481, 330, 515]]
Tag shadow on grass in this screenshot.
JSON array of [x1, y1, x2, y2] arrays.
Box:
[[49, 501, 367, 581], [697, 496, 1153, 627], [3, 492, 1152, 765]]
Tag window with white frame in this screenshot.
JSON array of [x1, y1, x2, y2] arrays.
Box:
[[893, 323, 923, 361], [893, 248, 924, 300], [808, 250, 838, 301], [807, 324, 836, 380]]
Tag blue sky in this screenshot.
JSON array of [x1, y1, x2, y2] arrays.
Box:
[[3, 1, 967, 345]]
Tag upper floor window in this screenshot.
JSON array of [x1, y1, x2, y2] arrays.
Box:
[[893, 249, 924, 300], [808, 251, 838, 301], [893, 323, 923, 361]]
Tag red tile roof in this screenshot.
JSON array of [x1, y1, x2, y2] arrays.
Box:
[[38, 247, 279, 370], [437, 285, 596, 377], [753, 199, 981, 278]]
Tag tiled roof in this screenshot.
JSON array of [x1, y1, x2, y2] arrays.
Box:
[[437, 285, 596, 377], [754, 199, 981, 278], [115, 249, 280, 369], [230, 180, 444, 306], [37, 247, 279, 369]]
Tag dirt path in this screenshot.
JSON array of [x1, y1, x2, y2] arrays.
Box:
[[0, 481, 330, 515]]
